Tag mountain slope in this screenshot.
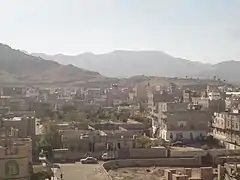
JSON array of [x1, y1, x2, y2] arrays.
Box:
[[32, 51, 211, 78], [195, 60, 240, 82], [0, 43, 100, 83]]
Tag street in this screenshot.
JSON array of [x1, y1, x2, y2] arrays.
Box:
[[52, 162, 110, 180]]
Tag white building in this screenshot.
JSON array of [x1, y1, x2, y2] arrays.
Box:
[[208, 91, 221, 101]]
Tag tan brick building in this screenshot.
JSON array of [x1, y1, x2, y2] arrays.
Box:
[[212, 112, 240, 149], [0, 143, 31, 180], [154, 102, 210, 141]]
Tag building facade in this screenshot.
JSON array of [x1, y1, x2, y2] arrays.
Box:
[[153, 102, 210, 141], [0, 142, 31, 180], [212, 112, 240, 149]]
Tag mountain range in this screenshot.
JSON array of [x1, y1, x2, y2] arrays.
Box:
[[32, 51, 240, 82], [0, 42, 239, 84], [0, 43, 100, 84], [32, 51, 208, 78]]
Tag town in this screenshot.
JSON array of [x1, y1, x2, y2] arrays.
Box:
[[1, 77, 240, 180]]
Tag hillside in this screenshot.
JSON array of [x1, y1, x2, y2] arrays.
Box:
[[0, 43, 100, 83], [32, 51, 211, 78]]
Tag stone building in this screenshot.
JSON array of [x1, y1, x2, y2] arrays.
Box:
[[0, 87, 26, 97], [2, 117, 36, 138], [154, 102, 210, 141], [212, 112, 240, 149], [191, 97, 225, 115], [57, 128, 137, 160], [0, 144, 30, 180], [0, 130, 32, 180]]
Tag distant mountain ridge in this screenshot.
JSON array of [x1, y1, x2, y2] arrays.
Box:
[[32, 51, 211, 78], [33, 50, 240, 82], [195, 60, 240, 82], [0, 43, 100, 83]]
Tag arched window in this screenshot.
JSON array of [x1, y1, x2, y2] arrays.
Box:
[[5, 160, 19, 176]]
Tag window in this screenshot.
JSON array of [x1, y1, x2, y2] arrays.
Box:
[[179, 133, 183, 138], [117, 142, 121, 149], [5, 160, 19, 176], [190, 132, 193, 140], [227, 121, 230, 127], [236, 123, 239, 129], [176, 133, 183, 140]]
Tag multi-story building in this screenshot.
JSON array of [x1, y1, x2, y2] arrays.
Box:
[[183, 90, 203, 103], [84, 88, 105, 100], [132, 83, 149, 103], [55, 120, 150, 160], [2, 117, 36, 138], [25, 87, 39, 98], [212, 112, 240, 149], [147, 91, 176, 109], [208, 91, 221, 101], [0, 143, 31, 180], [0, 87, 26, 97], [153, 102, 210, 141], [0, 125, 32, 180], [191, 97, 225, 115]]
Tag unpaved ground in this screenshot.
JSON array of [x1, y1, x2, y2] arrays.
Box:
[[53, 162, 109, 180], [108, 167, 202, 180]]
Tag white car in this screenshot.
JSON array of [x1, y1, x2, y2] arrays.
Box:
[[80, 157, 98, 164], [101, 153, 115, 161]]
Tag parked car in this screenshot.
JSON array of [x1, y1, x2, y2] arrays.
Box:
[[80, 157, 98, 164], [101, 153, 115, 161], [172, 141, 184, 147]]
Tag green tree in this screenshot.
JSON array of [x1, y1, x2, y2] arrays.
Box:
[[38, 135, 50, 147], [110, 113, 117, 121], [136, 136, 151, 148], [61, 104, 76, 113], [63, 111, 87, 122], [40, 121, 61, 149]]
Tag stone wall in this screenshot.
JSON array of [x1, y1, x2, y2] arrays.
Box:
[[103, 157, 202, 171]]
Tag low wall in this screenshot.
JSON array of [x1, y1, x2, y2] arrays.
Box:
[[170, 148, 240, 158], [129, 148, 167, 159], [170, 149, 205, 158], [208, 149, 240, 157], [103, 157, 202, 171], [215, 156, 240, 165]]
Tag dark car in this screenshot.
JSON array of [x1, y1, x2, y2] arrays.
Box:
[[172, 141, 184, 147]]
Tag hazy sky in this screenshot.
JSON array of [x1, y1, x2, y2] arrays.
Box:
[[0, 0, 240, 63]]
